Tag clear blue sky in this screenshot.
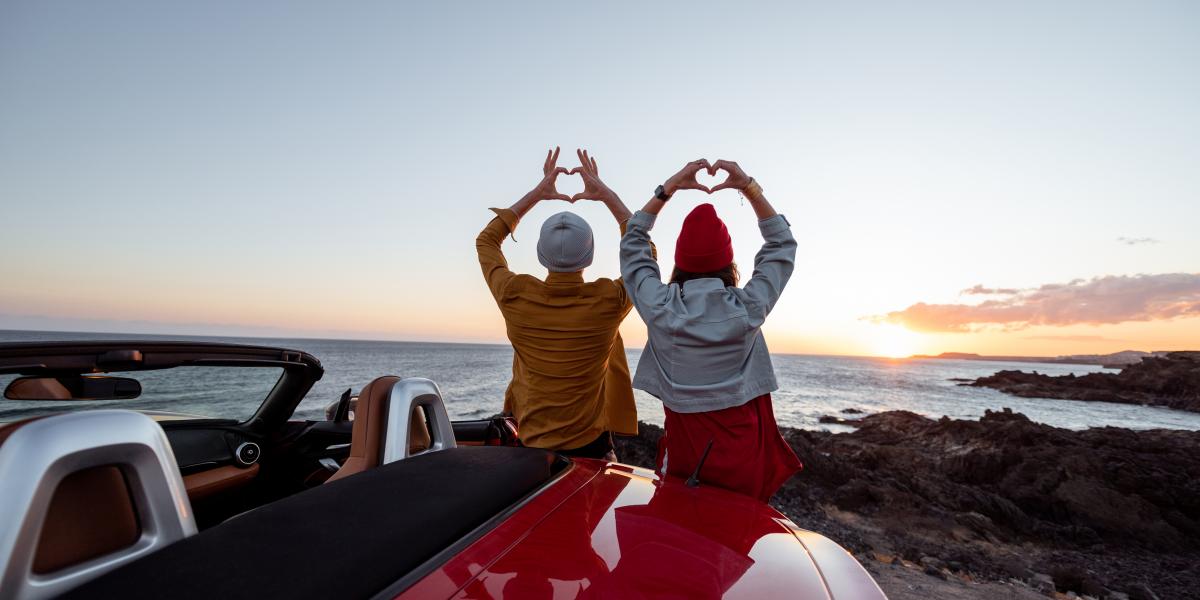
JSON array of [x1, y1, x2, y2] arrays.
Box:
[[2, 1, 1198, 355]]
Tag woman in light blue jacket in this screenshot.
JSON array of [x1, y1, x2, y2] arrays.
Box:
[[620, 159, 801, 501]]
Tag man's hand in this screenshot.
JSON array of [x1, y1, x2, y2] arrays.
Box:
[[570, 148, 618, 204], [510, 147, 571, 218], [532, 146, 573, 202], [664, 159, 713, 196], [708, 159, 753, 193]]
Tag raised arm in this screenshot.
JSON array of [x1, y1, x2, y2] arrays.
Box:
[[711, 159, 796, 317], [621, 159, 712, 313], [476, 147, 572, 299]]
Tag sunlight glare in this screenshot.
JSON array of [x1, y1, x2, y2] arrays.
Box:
[[870, 324, 921, 359]]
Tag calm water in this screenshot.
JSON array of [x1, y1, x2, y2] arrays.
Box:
[[4, 330, 1200, 431]]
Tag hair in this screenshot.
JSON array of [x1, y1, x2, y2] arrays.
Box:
[[669, 263, 739, 288]]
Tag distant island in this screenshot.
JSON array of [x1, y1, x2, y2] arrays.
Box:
[[910, 350, 1170, 368]]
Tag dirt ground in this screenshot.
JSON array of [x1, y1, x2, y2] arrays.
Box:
[[866, 563, 1050, 600]]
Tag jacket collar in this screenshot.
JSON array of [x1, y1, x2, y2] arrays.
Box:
[[545, 271, 585, 285]]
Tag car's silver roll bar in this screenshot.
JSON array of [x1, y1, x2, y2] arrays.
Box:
[[0, 410, 196, 600], [381, 377, 457, 465]]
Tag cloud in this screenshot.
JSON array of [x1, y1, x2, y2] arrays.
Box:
[[1117, 237, 1160, 245], [1023, 335, 1126, 342], [962, 284, 1020, 295], [870, 273, 1200, 333]]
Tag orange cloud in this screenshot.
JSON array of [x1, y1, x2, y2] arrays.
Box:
[[871, 273, 1200, 333]]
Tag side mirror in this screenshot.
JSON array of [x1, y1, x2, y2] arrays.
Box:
[[323, 389, 354, 422], [4, 375, 142, 401]]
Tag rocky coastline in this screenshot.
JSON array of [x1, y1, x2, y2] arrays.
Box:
[[968, 351, 1200, 413], [616, 409, 1200, 600]]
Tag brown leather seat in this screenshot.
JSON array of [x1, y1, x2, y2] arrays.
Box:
[[326, 376, 433, 483], [0, 410, 196, 599]]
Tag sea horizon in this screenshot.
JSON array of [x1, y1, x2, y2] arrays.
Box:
[[5, 328, 1198, 433], [0, 327, 1154, 363]]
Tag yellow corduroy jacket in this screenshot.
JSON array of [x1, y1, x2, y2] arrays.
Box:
[[476, 207, 639, 451]]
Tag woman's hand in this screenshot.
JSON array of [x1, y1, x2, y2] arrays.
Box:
[[708, 159, 753, 193], [663, 159, 713, 196], [570, 148, 618, 203], [532, 146, 572, 202]]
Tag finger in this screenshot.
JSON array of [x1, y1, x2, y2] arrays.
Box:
[[577, 148, 587, 170], [710, 182, 736, 192], [555, 166, 570, 175], [715, 159, 742, 176], [552, 146, 561, 166], [591, 155, 598, 175], [695, 184, 711, 193], [554, 193, 573, 201], [571, 192, 595, 202], [582, 150, 592, 173]]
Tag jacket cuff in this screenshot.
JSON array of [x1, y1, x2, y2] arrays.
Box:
[[758, 214, 790, 237], [489, 207, 520, 232], [628, 210, 657, 231]]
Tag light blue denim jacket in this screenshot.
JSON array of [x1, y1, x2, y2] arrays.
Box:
[[620, 210, 796, 413]]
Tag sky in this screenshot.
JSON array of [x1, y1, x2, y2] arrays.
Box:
[[1, 1, 1198, 357]]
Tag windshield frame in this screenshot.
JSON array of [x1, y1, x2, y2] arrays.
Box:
[[0, 341, 324, 432]]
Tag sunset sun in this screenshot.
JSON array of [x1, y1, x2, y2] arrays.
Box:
[[869, 324, 921, 359]]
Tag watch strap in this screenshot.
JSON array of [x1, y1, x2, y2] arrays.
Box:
[[655, 184, 671, 201]]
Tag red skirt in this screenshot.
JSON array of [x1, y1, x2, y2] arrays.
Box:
[[656, 394, 802, 502]]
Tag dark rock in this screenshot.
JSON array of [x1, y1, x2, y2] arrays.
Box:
[[970, 351, 1200, 413], [1126, 582, 1161, 600], [840, 407, 864, 414], [818, 414, 862, 426], [1029, 572, 1056, 594]]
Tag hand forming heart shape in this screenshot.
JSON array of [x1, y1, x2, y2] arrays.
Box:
[[706, 159, 753, 194], [665, 159, 753, 196], [536, 147, 573, 202]]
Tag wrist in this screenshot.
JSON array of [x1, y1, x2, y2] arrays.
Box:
[[599, 190, 620, 205], [743, 178, 764, 201]]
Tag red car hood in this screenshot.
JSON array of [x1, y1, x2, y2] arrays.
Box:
[[400, 460, 886, 599]]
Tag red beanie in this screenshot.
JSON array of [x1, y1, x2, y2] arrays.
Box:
[[675, 203, 734, 273]]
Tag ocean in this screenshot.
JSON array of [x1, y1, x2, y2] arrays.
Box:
[[3, 330, 1200, 432]]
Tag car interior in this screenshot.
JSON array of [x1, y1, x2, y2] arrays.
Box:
[[0, 342, 563, 599]]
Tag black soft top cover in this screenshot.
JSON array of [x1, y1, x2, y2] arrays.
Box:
[[63, 446, 560, 600]]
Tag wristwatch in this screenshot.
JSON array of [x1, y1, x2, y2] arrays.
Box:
[[655, 184, 671, 201]]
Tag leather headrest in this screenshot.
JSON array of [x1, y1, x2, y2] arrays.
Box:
[[326, 376, 399, 483]]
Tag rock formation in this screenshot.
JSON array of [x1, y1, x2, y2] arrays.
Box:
[[969, 351, 1200, 413]]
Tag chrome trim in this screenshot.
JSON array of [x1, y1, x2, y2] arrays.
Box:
[[381, 378, 457, 465], [234, 441, 261, 466], [0, 410, 197, 600]]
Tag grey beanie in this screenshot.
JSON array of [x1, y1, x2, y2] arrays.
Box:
[[537, 211, 594, 272]]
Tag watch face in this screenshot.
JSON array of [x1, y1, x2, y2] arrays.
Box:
[[655, 185, 669, 200]]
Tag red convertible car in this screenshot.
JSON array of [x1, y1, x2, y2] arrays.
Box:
[[0, 341, 887, 599]]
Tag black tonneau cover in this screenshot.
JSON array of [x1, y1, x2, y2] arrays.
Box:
[[62, 446, 561, 600]]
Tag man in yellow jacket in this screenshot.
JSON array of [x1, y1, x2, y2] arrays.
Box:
[[476, 148, 640, 459]]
